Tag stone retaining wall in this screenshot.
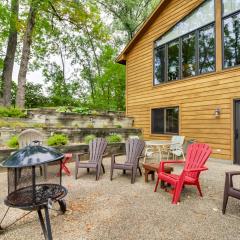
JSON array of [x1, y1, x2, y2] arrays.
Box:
[[0, 127, 142, 145], [0, 143, 125, 163]]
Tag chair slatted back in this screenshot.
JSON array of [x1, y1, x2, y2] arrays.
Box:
[[125, 139, 145, 164], [18, 129, 43, 148], [89, 138, 107, 163], [170, 136, 185, 150], [184, 143, 212, 179]]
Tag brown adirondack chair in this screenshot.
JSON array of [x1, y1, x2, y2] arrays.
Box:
[[110, 139, 145, 184], [222, 171, 240, 214], [75, 138, 107, 181]]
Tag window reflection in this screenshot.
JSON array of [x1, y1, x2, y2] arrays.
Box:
[[154, 47, 165, 84], [223, 0, 240, 17], [224, 13, 240, 68], [199, 25, 215, 74], [166, 108, 179, 134], [182, 33, 196, 78], [156, 0, 214, 47], [168, 40, 179, 81]]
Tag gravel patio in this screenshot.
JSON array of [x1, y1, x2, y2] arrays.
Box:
[[0, 157, 240, 240]]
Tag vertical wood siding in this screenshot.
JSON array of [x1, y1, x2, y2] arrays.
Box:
[[125, 0, 240, 160]]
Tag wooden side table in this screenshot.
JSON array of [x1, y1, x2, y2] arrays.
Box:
[[142, 162, 173, 183]]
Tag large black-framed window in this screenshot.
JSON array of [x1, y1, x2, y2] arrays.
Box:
[[151, 107, 179, 135], [154, 0, 215, 86], [154, 23, 216, 85], [222, 1, 240, 69]]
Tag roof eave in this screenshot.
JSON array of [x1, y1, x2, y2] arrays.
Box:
[[116, 0, 167, 64]]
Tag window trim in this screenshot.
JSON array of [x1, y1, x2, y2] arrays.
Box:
[[151, 106, 179, 135], [222, 7, 240, 70], [153, 22, 216, 86]]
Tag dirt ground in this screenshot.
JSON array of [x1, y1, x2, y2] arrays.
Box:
[[0, 157, 240, 240]]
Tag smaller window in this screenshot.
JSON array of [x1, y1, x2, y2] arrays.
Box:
[[152, 107, 179, 134]]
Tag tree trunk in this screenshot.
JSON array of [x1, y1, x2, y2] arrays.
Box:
[[16, 2, 38, 108], [1, 0, 19, 107]]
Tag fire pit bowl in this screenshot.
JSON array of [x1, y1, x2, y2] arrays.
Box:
[[0, 144, 68, 240]]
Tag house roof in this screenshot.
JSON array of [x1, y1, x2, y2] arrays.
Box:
[[116, 0, 168, 65]]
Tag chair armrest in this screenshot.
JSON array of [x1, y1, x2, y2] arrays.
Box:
[[111, 153, 124, 164], [226, 171, 240, 177], [184, 167, 208, 173], [77, 152, 88, 162], [159, 160, 185, 173]]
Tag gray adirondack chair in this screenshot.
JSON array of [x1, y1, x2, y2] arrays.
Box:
[[110, 139, 145, 184], [75, 138, 107, 181], [18, 129, 47, 179]]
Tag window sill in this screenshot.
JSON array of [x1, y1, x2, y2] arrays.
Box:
[[151, 65, 240, 89], [150, 133, 178, 137]]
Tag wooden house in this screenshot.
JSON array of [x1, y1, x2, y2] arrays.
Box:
[[117, 0, 240, 163]]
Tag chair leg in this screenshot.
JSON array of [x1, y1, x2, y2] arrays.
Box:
[[196, 181, 203, 197], [131, 168, 137, 184], [222, 173, 230, 214], [182, 150, 185, 161], [138, 167, 142, 176], [75, 167, 78, 180], [96, 167, 99, 181], [154, 178, 160, 192], [110, 165, 114, 181], [172, 181, 184, 204], [101, 163, 105, 174]]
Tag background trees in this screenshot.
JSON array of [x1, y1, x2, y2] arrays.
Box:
[[0, 0, 159, 111]]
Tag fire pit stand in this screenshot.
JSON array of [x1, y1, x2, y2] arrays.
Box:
[[0, 144, 68, 240]]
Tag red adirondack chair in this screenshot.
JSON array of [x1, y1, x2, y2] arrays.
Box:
[[154, 143, 212, 204]]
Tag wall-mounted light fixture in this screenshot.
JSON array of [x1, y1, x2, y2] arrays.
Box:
[[214, 108, 221, 118]]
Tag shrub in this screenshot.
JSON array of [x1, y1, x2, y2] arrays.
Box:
[[106, 134, 122, 143], [115, 124, 122, 128], [0, 107, 26, 118], [84, 134, 96, 144], [7, 135, 19, 148], [47, 134, 68, 146]]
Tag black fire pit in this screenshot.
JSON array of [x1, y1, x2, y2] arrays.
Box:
[[0, 143, 68, 240]]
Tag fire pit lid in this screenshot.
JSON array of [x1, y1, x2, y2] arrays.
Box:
[[0, 145, 64, 168]]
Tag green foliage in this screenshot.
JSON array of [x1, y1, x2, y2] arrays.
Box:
[[72, 107, 90, 115], [0, 0, 158, 110], [56, 106, 72, 113], [7, 135, 19, 148], [115, 124, 122, 128], [32, 123, 46, 128], [84, 134, 96, 144], [0, 107, 26, 118], [86, 123, 94, 128], [47, 134, 68, 146], [106, 134, 122, 143]]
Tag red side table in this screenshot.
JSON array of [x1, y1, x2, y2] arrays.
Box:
[[57, 153, 73, 176]]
